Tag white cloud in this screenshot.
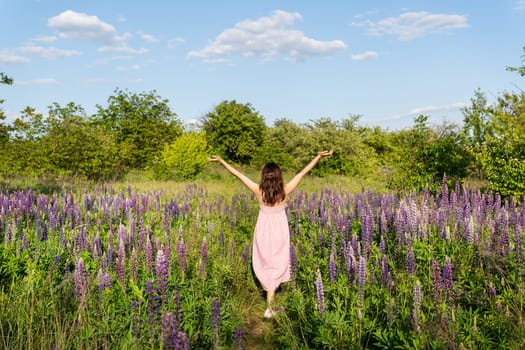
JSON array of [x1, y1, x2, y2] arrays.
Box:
[[47, 10, 145, 54], [98, 45, 148, 54], [188, 10, 346, 61], [19, 44, 81, 59], [14, 78, 59, 86], [167, 37, 185, 49], [33, 35, 58, 43], [354, 11, 468, 41], [376, 101, 467, 123], [0, 50, 30, 64], [138, 32, 159, 43], [82, 77, 111, 84], [116, 64, 141, 71], [48, 10, 120, 44], [515, 0, 525, 10], [409, 102, 467, 115], [351, 50, 378, 61]]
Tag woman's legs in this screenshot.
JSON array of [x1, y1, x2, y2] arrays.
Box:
[[266, 290, 275, 305]]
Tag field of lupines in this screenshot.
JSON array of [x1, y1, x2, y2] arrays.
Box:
[[1, 178, 525, 349]]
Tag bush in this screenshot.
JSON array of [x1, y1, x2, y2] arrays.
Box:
[[154, 132, 209, 180]]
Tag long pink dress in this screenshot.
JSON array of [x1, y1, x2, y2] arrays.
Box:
[[252, 203, 291, 291]]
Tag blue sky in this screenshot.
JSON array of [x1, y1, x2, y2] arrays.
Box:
[[1, 1, 524, 130]]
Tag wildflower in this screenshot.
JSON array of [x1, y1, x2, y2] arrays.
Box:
[[380, 255, 390, 289], [290, 242, 298, 279], [156, 249, 169, 306], [74, 257, 88, 304], [145, 279, 159, 327], [211, 299, 221, 332], [116, 237, 126, 284], [315, 268, 325, 315], [443, 256, 454, 298], [406, 247, 415, 275], [234, 326, 244, 350], [431, 260, 443, 305], [200, 236, 208, 278], [178, 238, 187, 273], [97, 268, 111, 291], [412, 280, 422, 333], [145, 234, 154, 273], [162, 311, 175, 349], [329, 250, 337, 283], [357, 255, 366, 318]]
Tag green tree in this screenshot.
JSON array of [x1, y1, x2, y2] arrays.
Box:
[[389, 116, 469, 192], [461, 89, 492, 178], [202, 100, 266, 164], [258, 118, 309, 169], [5, 107, 49, 176], [155, 132, 209, 180], [0, 73, 13, 85], [474, 92, 525, 198], [0, 73, 14, 141], [0, 73, 14, 174], [44, 102, 122, 179], [93, 89, 182, 170]]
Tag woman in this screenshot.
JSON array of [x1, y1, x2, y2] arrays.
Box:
[[209, 150, 333, 318]]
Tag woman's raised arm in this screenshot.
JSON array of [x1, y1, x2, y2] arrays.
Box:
[[209, 156, 259, 194], [284, 150, 333, 195]]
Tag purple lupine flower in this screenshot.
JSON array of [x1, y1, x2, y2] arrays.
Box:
[[409, 199, 417, 236], [234, 326, 244, 350], [219, 230, 225, 246], [131, 299, 142, 340], [200, 236, 208, 278], [345, 245, 356, 285], [178, 238, 187, 273], [22, 233, 28, 250], [211, 299, 221, 347], [162, 311, 175, 349], [329, 250, 337, 284], [156, 249, 169, 306], [116, 237, 126, 284], [74, 257, 88, 304], [431, 260, 443, 305], [315, 268, 325, 315], [173, 287, 183, 326], [380, 255, 390, 289], [379, 234, 386, 255], [178, 331, 190, 350], [412, 280, 422, 333], [406, 247, 416, 275], [145, 234, 154, 273], [290, 242, 298, 280], [130, 247, 138, 282], [357, 255, 366, 319], [241, 243, 251, 265], [145, 279, 159, 327], [97, 268, 111, 291], [443, 256, 454, 298]]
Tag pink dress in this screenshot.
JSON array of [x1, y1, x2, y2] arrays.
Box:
[[252, 203, 291, 291]]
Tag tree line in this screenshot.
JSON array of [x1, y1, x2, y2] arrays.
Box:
[[0, 48, 524, 197]]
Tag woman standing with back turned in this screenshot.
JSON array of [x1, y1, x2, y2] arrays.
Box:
[[209, 150, 333, 318]]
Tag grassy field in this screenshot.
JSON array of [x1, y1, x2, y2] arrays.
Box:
[[0, 170, 522, 349]]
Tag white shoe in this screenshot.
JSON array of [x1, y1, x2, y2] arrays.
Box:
[[264, 308, 275, 318], [264, 307, 284, 318]]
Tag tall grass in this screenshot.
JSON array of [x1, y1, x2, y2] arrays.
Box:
[[0, 175, 523, 348]]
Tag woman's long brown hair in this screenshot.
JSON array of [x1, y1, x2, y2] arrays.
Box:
[[259, 162, 285, 205]]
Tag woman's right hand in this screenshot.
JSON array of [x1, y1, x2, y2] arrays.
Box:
[[208, 155, 221, 162], [319, 150, 334, 157]]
